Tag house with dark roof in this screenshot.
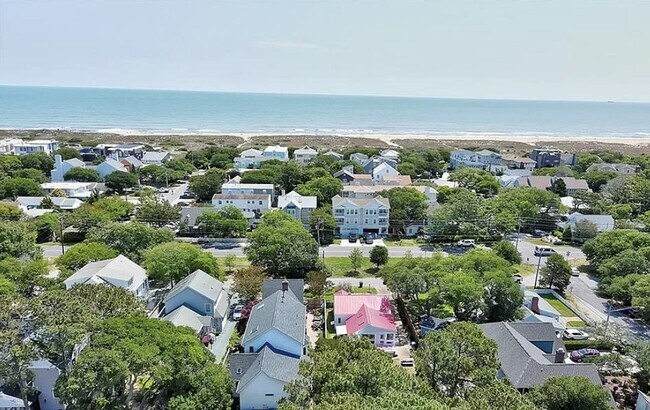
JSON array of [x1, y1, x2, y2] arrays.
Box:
[[229, 347, 300, 410], [262, 279, 304, 302], [241, 286, 307, 358], [161, 269, 228, 334], [229, 282, 306, 410], [480, 322, 604, 391]]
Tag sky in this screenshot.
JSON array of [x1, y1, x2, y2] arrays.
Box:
[[1, 0, 650, 102]]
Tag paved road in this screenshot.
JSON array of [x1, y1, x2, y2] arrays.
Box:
[[158, 183, 188, 205]]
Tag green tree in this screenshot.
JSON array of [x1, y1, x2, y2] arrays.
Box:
[[491, 240, 522, 264], [309, 206, 337, 245], [0, 258, 49, 297], [54, 147, 81, 160], [583, 229, 650, 268], [92, 196, 135, 219], [0, 202, 22, 219], [0, 221, 38, 259], [14, 167, 47, 183], [464, 380, 536, 410], [0, 177, 43, 198], [369, 245, 389, 268], [296, 176, 342, 205], [63, 167, 101, 182], [0, 155, 24, 174], [576, 153, 603, 172], [283, 337, 437, 408], [396, 162, 417, 179], [104, 171, 138, 193], [585, 170, 618, 192], [603, 274, 643, 306], [527, 375, 611, 410], [196, 206, 248, 238], [306, 269, 328, 298], [87, 222, 174, 262], [349, 248, 363, 274], [439, 271, 485, 321], [223, 254, 237, 273], [572, 219, 599, 243], [550, 178, 567, 197], [539, 253, 571, 292], [189, 168, 226, 200], [415, 321, 499, 398], [19, 152, 54, 174], [136, 198, 181, 227], [55, 242, 119, 272], [379, 187, 428, 234], [54, 317, 232, 410], [246, 212, 318, 278], [232, 266, 266, 302], [142, 242, 221, 284], [449, 168, 499, 196], [483, 269, 524, 322], [598, 249, 649, 278]]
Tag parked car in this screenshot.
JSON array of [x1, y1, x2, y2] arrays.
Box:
[[158, 187, 170, 193], [619, 307, 640, 319], [180, 191, 195, 199], [570, 348, 600, 362], [532, 229, 549, 238], [177, 201, 190, 207], [400, 358, 414, 367], [563, 328, 589, 340], [534, 246, 557, 257], [348, 234, 358, 243], [571, 267, 580, 277], [457, 239, 476, 247], [232, 305, 244, 321], [513, 274, 523, 284], [364, 236, 374, 245]]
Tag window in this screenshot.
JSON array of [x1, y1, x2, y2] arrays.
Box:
[[265, 394, 275, 397], [259, 201, 262, 205], [249, 346, 254, 352], [236, 368, 242, 375], [380, 334, 384, 339], [365, 219, 368, 224], [218, 200, 222, 205], [386, 333, 394, 340], [338, 318, 341, 324], [204, 303, 211, 313]]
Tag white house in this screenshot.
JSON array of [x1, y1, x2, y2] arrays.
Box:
[[221, 181, 276, 201], [121, 156, 144, 171], [96, 158, 128, 179], [63, 255, 149, 298], [13, 139, 59, 156], [0, 392, 27, 409], [162, 269, 229, 334], [501, 154, 537, 172], [0, 137, 25, 154], [333, 290, 397, 347], [450, 149, 503, 173], [293, 146, 318, 165], [262, 145, 289, 162], [229, 347, 300, 410], [41, 182, 96, 198], [277, 191, 317, 226], [234, 149, 267, 170], [350, 152, 369, 164], [379, 149, 400, 163], [332, 195, 390, 238], [241, 287, 307, 357], [566, 212, 615, 232], [29, 360, 64, 410], [324, 150, 344, 161], [141, 151, 173, 165], [371, 161, 399, 183], [212, 193, 271, 226], [16, 196, 82, 211], [50, 155, 86, 182]]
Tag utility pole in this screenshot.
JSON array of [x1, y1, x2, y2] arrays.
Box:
[[515, 219, 521, 250], [58, 214, 65, 255], [533, 254, 542, 288]]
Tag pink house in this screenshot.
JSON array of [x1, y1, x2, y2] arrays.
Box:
[[333, 290, 397, 347]]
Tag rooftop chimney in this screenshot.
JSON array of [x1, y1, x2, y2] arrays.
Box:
[[531, 296, 540, 314], [281, 279, 289, 302], [554, 348, 566, 363]]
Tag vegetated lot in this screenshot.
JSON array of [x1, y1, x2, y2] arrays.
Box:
[[382, 238, 427, 247], [324, 257, 403, 277], [567, 320, 587, 328], [539, 293, 575, 317], [215, 256, 250, 271]]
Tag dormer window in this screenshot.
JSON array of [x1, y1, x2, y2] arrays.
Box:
[[236, 368, 242, 375]]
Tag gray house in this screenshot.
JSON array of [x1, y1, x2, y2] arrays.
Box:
[[162, 270, 229, 334], [480, 322, 604, 391], [29, 360, 65, 410]]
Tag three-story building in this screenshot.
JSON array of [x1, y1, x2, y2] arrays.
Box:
[[331, 195, 390, 238]]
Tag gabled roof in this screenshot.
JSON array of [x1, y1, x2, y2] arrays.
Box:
[[234, 347, 300, 393], [64, 255, 147, 291], [142, 151, 171, 162], [476, 149, 500, 156], [164, 269, 224, 304], [263, 145, 288, 154], [294, 145, 317, 155], [350, 152, 369, 160], [334, 290, 388, 316], [64, 158, 85, 167], [380, 149, 400, 158], [122, 156, 143, 168], [100, 157, 127, 171], [324, 150, 344, 159], [345, 304, 396, 334], [162, 305, 212, 333], [239, 148, 263, 157], [242, 289, 306, 346], [278, 191, 317, 209], [558, 177, 589, 190], [331, 195, 390, 209], [222, 182, 275, 191], [262, 279, 304, 302], [0, 392, 25, 407], [481, 322, 602, 390], [568, 212, 615, 227], [373, 162, 398, 175]]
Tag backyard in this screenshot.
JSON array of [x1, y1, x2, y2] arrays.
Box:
[[539, 293, 586, 327]]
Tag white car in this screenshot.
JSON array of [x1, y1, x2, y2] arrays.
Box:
[[563, 328, 589, 340], [571, 267, 580, 277], [232, 305, 244, 321], [457, 239, 476, 247]]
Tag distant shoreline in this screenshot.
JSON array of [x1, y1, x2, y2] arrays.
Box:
[[2, 128, 650, 155]]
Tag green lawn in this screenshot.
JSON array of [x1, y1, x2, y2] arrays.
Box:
[[515, 264, 534, 276], [383, 238, 426, 247], [539, 293, 575, 317], [216, 256, 250, 272], [566, 320, 586, 328], [529, 238, 572, 248], [324, 257, 405, 277], [325, 308, 335, 339]]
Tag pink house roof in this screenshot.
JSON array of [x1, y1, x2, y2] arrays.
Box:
[[346, 304, 397, 334], [334, 292, 385, 316]]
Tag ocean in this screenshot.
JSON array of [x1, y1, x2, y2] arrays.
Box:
[[2, 85, 650, 137]]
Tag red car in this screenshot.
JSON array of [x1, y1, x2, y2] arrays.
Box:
[[570, 348, 600, 362]]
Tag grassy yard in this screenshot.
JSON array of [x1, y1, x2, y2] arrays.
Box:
[[324, 257, 405, 277], [216, 256, 250, 271], [383, 238, 426, 247], [566, 320, 587, 328], [325, 308, 335, 339], [515, 264, 535, 276], [539, 293, 576, 317], [529, 238, 572, 248]]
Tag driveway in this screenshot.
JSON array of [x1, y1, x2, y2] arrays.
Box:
[[210, 318, 236, 362], [157, 183, 188, 205]]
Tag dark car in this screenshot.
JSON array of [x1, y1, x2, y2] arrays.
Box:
[[570, 348, 600, 362], [364, 235, 374, 245], [532, 229, 549, 238], [180, 191, 195, 199], [348, 234, 358, 243]]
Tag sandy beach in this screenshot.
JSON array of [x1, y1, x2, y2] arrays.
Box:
[[2, 129, 650, 155]]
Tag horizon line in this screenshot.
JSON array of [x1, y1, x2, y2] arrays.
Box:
[[1, 83, 645, 105]]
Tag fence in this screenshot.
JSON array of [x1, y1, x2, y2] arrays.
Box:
[[531, 288, 595, 327]]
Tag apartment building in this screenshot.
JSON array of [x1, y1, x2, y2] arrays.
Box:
[[331, 195, 390, 238]]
